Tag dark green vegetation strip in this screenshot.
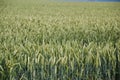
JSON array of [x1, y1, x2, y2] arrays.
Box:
[[0, 0, 120, 80]]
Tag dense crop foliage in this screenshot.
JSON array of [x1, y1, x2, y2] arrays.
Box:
[[0, 0, 120, 80]]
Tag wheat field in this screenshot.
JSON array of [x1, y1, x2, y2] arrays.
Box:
[[0, 0, 120, 80]]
